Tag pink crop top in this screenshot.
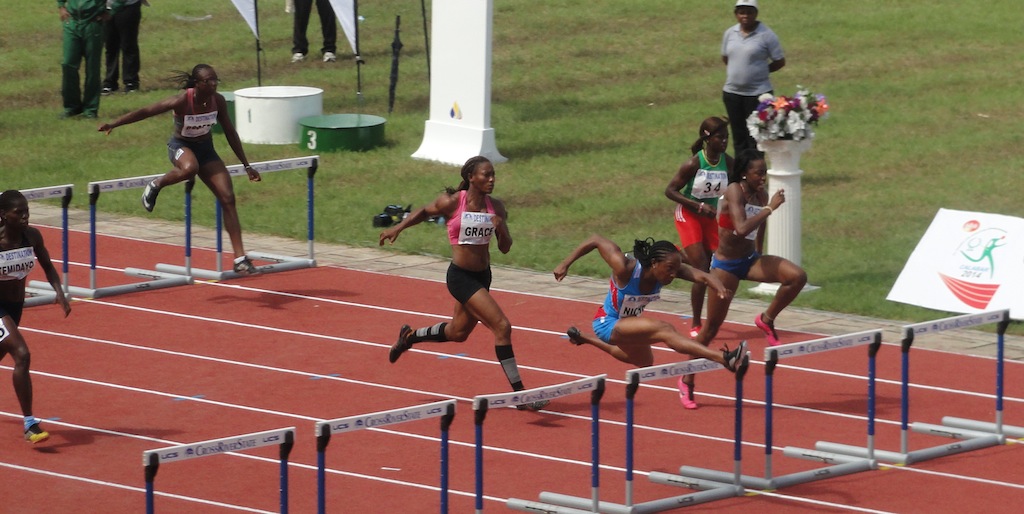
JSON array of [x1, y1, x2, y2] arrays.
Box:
[[446, 190, 496, 245]]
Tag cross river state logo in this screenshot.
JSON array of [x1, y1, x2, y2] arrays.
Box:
[[937, 220, 1007, 309]]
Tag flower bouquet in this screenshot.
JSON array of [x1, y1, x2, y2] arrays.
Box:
[[746, 86, 829, 142]]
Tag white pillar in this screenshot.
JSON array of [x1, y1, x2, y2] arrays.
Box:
[[412, 0, 506, 166], [750, 139, 818, 295]]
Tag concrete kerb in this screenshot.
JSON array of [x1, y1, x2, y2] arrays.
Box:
[[29, 204, 1024, 362]]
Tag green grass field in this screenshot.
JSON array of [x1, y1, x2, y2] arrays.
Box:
[[4, 0, 1022, 331]]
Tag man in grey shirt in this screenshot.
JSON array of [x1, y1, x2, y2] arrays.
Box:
[[721, 0, 785, 156]]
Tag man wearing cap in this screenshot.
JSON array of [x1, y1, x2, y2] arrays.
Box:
[[721, 0, 786, 156]]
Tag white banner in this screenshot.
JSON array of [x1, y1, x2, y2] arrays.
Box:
[[230, 0, 258, 38], [327, 0, 358, 55], [888, 209, 1024, 320]]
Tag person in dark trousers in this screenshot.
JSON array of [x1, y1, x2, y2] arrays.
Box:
[[58, 0, 110, 118], [102, 0, 145, 95], [721, 0, 785, 156], [291, 0, 338, 63]]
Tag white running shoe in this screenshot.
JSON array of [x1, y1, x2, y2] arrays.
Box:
[[323, 52, 337, 63], [291, 53, 305, 63]]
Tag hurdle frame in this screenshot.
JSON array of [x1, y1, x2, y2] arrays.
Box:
[[66, 176, 193, 299], [20, 184, 73, 307], [155, 156, 320, 280], [505, 376, 607, 514], [314, 399, 457, 514], [818, 310, 1015, 465], [539, 358, 749, 514], [143, 427, 295, 514], [467, 375, 605, 514], [682, 330, 882, 491]]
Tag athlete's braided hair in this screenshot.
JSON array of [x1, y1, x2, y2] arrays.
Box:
[[731, 148, 764, 184], [632, 238, 680, 269], [445, 155, 492, 194], [0, 190, 25, 211]]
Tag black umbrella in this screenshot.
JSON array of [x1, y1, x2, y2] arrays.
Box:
[[388, 15, 404, 114]]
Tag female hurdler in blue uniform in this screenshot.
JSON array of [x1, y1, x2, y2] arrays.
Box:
[[0, 190, 72, 443], [553, 234, 747, 372]]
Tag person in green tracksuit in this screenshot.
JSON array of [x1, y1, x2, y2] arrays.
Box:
[[57, 0, 117, 118]]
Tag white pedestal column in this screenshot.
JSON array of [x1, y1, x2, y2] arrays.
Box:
[[750, 139, 818, 295], [412, 0, 507, 166]]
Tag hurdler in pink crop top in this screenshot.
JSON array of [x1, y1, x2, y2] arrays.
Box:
[[447, 190, 496, 245]]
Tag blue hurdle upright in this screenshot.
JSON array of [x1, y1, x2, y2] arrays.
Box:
[[539, 357, 749, 514], [818, 310, 1017, 465], [21, 184, 73, 307], [681, 330, 882, 491], [315, 400, 457, 514], [155, 156, 319, 280], [464, 376, 605, 514], [143, 427, 295, 514]]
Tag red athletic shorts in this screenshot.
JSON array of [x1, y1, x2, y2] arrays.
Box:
[[674, 204, 719, 251]]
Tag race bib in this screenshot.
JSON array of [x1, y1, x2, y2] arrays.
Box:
[[743, 204, 766, 241], [691, 169, 728, 199], [458, 212, 495, 245], [181, 111, 218, 138], [618, 293, 660, 317]]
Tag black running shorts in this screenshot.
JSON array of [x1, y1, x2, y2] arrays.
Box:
[[446, 263, 492, 304]]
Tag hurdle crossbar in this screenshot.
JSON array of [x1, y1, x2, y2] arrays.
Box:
[[540, 358, 748, 514], [315, 399, 456, 514], [465, 376, 605, 514], [21, 184, 73, 307], [65, 177, 192, 299], [143, 427, 295, 514], [818, 310, 1013, 465], [155, 156, 319, 280]]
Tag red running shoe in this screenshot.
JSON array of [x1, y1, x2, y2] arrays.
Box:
[[677, 376, 698, 410], [755, 314, 781, 346]]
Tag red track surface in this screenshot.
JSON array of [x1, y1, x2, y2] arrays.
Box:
[[1, 229, 1022, 513]]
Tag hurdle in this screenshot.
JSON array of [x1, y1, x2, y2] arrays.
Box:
[[818, 310, 1015, 465], [20, 184, 72, 307], [65, 175, 193, 299], [143, 427, 295, 514], [464, 375, 604, 514], [155, 156, 319, 280], [538, 357, 748, 514], [682, 330, 882, 491], [315, 399, 456, 514]]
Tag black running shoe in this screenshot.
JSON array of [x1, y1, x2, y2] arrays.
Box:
[[389, 325, 413, 363], [24, 423, 50, 444], [722, 340, 749, 372], [233, 256, 259, 275], [516, 400, 550, 412], [141, 180, 160, 212], [566, 327, 584, 346]]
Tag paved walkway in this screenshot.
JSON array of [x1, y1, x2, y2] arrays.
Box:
[[31, 204, 1024, 361]]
